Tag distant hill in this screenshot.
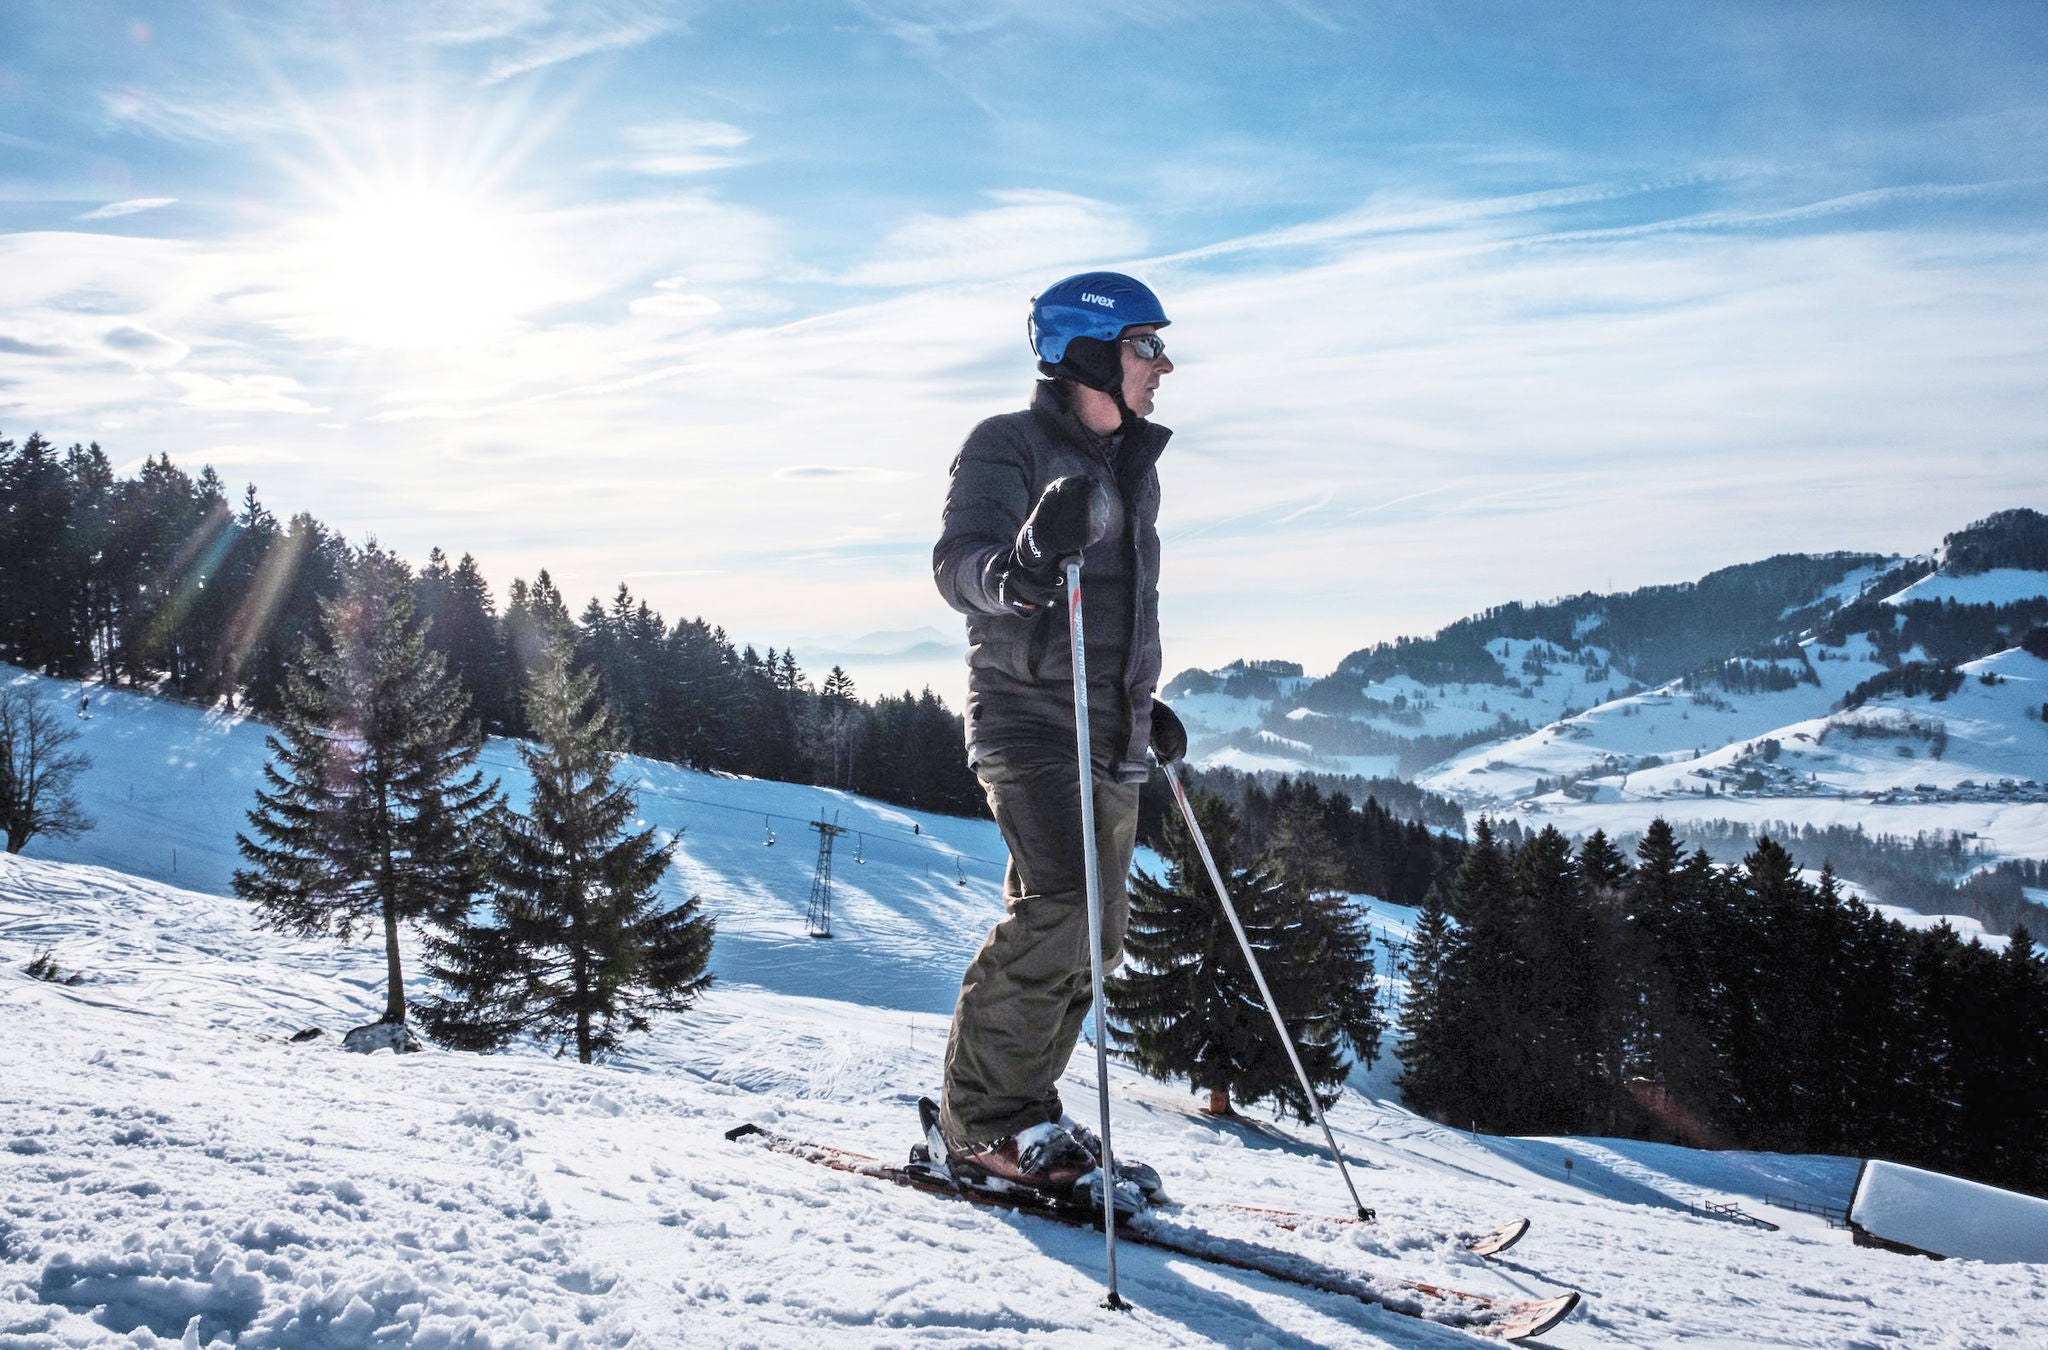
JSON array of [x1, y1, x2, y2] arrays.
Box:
[[1168, 508, 2048, 910]]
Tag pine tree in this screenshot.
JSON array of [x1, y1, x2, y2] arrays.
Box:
[[816, 665, 858, 786], [437, 554, 507, 733], [1412, 818, 1530, 1130], [1395, 885, 1459, 1110], [239, 513, 350, 717], [1108, 792, 1364, 1120], [208, 485, 280, 710], [1719, 837, 1819, 1147], [1985, 926, 2048, 1191], [1513, 826, 1609, 1131], [62, 442, 118, 676], [1264, 786, 1384, 1072], [421, 638, 713, 1062], [0, 433, 82, 673], [233, 547, 501, 1026], [499, 571, 572, 739]]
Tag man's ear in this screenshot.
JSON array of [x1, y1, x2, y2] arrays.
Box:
[[1050, 336, 1124, 393]]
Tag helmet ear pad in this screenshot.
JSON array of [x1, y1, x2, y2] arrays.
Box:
[[1039, 335, 1123, 393]]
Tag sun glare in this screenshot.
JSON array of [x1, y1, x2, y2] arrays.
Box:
[[293, 185, 551, 350]]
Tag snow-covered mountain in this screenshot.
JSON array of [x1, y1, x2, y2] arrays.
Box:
[[3, 669, 2044, 1346], [1167, 550, 1899, 777], [1170, 511, 2048, 871]]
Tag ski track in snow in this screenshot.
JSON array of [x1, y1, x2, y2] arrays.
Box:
[[0, 672, 2044, 1346]]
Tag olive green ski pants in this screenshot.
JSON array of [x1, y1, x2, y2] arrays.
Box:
[[939, 745, 1141, 1150]]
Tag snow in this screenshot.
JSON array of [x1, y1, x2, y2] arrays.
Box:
[[1178, 642, 1640, 782], [1863, 904, 2012, 950], [1786, 560, 1898, 619], [1882, 567, 2048, 608], [2, 670, 2045, 1347], [1416, 631, 1898, 809], [1850, 1160, 2048, 1264], [1196, 746, 1324, 776], [1167, 690, 1269, 739], [2, 666, 1009, 1018], [1395, 637, 2048, 870]]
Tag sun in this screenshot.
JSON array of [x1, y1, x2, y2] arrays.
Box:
[[290, 182, 554, 350]]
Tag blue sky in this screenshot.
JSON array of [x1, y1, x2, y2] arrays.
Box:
[[2, 1, 2045, 702]]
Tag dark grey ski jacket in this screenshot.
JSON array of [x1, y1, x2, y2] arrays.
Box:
[[933, 380, 1168, 782]]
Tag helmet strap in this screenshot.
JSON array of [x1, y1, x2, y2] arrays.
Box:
[[1108, 382, 1139, 434]]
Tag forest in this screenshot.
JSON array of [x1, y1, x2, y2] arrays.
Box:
[[1398, 819, 2048, 1196], [0, 433, 983, 816]]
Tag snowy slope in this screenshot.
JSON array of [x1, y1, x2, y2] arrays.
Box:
[[1415, 632, 1895, 807], [1175, 638, 1640, 782], [1882, 568, 2048, 607], [3, 673, 2046, 1346], [9, 852, 2048, 1348], [6, 665, 1011, 1018], [1498, 644, 2048, 867]]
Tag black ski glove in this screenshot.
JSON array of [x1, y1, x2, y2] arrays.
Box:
[[997, 476, 1113, 613], [1149, 697, 1187, 766]]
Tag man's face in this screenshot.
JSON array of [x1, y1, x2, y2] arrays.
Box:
[[1118, 324, 1172, 418]]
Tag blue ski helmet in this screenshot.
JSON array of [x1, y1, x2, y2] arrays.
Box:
[[1028, 271, 1170, 389]]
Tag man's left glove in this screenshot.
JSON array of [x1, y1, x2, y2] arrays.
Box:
[[1149, 697, 1187, 766], [997, 476, 1113, 613]]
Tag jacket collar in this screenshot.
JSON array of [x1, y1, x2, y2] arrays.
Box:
[[1029, 380, 1172, 483]]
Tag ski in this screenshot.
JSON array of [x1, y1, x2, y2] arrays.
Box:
[[724, 1123, 1579, 1342], [1208, 1204, 1530, 1256]]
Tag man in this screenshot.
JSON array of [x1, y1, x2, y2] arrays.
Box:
[[927, 271, 1188, 1196]]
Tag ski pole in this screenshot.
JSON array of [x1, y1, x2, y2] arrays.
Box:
[[1065, 557, 1127, 1311], [1160, 760, 1376, 1222]]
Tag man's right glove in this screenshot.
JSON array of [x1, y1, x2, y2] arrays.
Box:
[[1149, 697, 1187, 766], [997, 476, 1113, 613]]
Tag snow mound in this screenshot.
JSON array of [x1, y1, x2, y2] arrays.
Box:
[[1851, 1159, 2048, 1264]]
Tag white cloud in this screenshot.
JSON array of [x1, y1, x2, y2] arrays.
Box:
[[474, 1, 687, 83], [166, 371, 323, 413], [97, 89, 290, 145], [628, 277, 723, 321], [78, 198, 178, 221], [842, 190, 1147, 288], [621, 120, 751, 175], [406, 0, 557, 45]]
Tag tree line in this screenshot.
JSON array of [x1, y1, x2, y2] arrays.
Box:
[[1144, 769, 1465, 908], [1398, 819, 2048, 1197], [1330, 550, 1889, 690], [1652, 817, 2048, 938], [0, 433, 981, 816]]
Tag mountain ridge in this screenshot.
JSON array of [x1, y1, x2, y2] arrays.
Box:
[[1166, 508, 2048, 907]]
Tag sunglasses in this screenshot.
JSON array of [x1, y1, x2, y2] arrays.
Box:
[[1121, 333, 1168, 361]]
